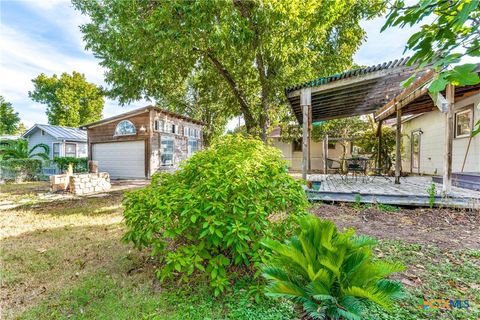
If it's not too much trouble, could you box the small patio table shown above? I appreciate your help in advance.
[341,156,370,182]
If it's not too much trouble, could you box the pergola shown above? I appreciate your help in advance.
[285,57,417,181]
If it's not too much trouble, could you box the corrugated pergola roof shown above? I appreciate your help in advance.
[286,57,419,124]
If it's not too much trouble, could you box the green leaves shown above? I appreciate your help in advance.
[382,0,480,93]
[262,215,405,319]
[0,96,22,135]
[122,135,308,295]
[29,71,104,127]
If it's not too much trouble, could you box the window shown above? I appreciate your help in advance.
[65,143,76,157]
[154,119,164,132]
[53,143,60,158]
[41,130,45,136]
[327,141,336,149]
[188,139,199,156]
[161,136,174,166]
[183,126,188,136]
[115,120,136,136]
[455,107,473,138]
[292,139,302,152]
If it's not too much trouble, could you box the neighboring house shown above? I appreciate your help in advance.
[269,127,352,171]
[22,124,88,175]
[81,106,204,179]
[400,92,479,175]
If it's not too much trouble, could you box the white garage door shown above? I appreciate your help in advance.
[92,141,145,179]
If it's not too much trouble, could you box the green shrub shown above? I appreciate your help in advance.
[53,157,88,173]
[0,159,43,181]
[262,215,405,320]
[122,135,308,295]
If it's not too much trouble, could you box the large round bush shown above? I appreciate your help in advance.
[123,135,308,294]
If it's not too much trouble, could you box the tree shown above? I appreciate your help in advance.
[311,117,369,160]
[29,71,104,127]
[0,96,23,135]
[0,139,50,161]
[382,0,480,93]
[72,0,384,141]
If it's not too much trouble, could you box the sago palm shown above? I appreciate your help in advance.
[262,215,405,320]
[0,139,50,160]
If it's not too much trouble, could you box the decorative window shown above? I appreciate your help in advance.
[115,120,136,136]
[455,107,473,138]
[65,143,76,157]
[161,136,174,166]
[188,139,199,156]
[154,119,164,132]
[53,143,61,158]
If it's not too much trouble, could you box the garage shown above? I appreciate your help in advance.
[92,141,145,179]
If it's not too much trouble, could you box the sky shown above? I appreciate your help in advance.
[1,0,420,129]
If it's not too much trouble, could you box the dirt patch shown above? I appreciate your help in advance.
[311,203,480,250]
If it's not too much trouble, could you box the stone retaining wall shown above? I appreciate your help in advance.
[69,173,111,195]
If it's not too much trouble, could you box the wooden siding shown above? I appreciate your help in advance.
[87,108,203,178]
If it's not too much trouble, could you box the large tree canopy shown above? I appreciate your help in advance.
[0,96,24,135]
[29,71,104,127]
[73,0,384,140]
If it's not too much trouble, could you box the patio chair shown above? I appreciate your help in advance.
[369,156,392,182]
[345,158,368,182]
[326,158,342,174]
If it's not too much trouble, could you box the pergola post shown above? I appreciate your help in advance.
[377,120,383,168]
[323,135,328,174]
[301,88,312,181]
[395,107,402,184]
[443,84,455,193]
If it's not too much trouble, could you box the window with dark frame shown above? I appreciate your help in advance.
[455,106,473,138]
[292,139,302,152]
[53,143,60,158]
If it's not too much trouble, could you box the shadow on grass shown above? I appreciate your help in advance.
[2,222,295,320]
[3,191,125,217]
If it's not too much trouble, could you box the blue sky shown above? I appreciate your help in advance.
[1,0,419,129]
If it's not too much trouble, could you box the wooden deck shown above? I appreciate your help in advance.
[296,174,480,209]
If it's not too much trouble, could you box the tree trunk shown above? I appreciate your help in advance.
[256,51,270,142]
[200,50,256,132]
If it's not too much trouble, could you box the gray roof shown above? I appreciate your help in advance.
[22,124,87,142]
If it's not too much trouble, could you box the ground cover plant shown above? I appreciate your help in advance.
[262,215,405,319]
[123,135,309,295]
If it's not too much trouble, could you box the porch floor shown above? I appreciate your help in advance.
[297,174,480,209]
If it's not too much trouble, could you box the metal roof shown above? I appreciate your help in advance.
[285,57,410,94]
[22,124,87,142]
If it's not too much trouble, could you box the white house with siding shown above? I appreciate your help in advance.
[400,92,479,175]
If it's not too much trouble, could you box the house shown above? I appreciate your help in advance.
[269,126,353,171]
[399,92,479,176]
[22,124,88,159]
[22,124,88,175]
[81,106,204,179]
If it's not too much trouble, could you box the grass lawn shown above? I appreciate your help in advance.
[1,182,479,319]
